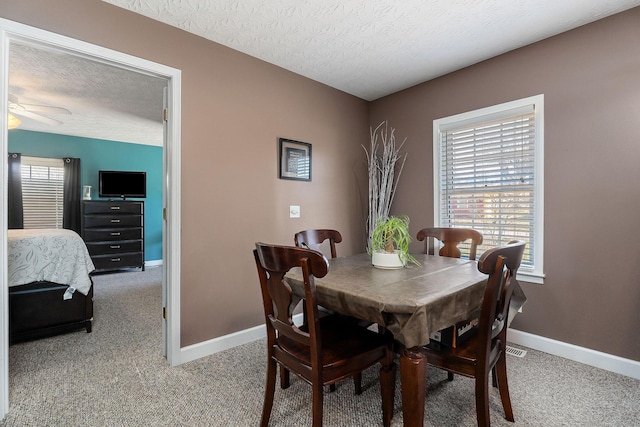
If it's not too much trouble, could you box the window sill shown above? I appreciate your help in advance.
[517,270,545,285]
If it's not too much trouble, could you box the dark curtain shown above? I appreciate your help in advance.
[63,157,81,233]
[7,153,24,229]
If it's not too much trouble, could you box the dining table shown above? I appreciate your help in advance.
[286,252,490,427]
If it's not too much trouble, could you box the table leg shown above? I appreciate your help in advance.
[400,346,426,427]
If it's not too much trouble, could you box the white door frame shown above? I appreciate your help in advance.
[0,18,182,419]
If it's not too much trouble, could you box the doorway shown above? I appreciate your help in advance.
[0,17,182,419]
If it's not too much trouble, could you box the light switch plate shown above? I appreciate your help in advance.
[289,205,300,218]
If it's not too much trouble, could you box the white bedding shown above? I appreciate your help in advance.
[8,228,95,296]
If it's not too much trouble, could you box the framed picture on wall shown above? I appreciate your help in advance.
[278,138,312,181]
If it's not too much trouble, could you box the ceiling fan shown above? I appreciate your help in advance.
[8,93,71,126]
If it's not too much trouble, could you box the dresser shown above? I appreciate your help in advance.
[81,200,144,272]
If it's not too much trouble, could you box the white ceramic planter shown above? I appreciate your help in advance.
[371,250,406,269]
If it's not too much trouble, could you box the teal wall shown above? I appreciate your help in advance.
[8,129,163,262]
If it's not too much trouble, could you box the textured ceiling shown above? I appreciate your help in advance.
[7,1,640,145]
[102,0,640,100]
[9,42,166,146]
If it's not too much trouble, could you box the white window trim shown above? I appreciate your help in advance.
[433,94,545,284]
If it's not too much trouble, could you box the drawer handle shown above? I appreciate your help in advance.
[110,219,121,223]
[110,206,121,210]
[110,232,121,236]
[110,245,121,249]
[110,258,121,262]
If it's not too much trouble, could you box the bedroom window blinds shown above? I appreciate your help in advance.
[20,156,64,229]
[433,95,544,284]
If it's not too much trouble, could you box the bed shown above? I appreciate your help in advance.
[8,228,95,344]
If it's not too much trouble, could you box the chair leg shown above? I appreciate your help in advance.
[379,349,396,427]
[280,366,290,389]
[491,366,498,387]
[475,372,491,427]
[353,372,363,395]
[329,372,362,394]
[311,381,324,427]
[447,371,454,381]
[261,358,277,427]
[495,354,514,422]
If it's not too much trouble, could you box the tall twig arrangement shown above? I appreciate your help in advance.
[363,121,408,252]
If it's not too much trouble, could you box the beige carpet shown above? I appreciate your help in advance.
[2,267,639,426]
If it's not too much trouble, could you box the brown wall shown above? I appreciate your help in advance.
[0,0,370,346]
[3,1,639,362]
[370,8,640,361]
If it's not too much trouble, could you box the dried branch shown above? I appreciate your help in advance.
[362,120,408,252]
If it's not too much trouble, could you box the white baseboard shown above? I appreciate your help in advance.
[177,314,303,365]
[176,322,640,380]
[144,259,163,268]
[508,329,640,380]
[179,324,266,365]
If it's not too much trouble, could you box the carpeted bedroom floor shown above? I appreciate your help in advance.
[2,267,639,426]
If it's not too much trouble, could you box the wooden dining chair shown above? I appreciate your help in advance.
[421,240,526,427]
[294,229,342,258]
[294,229,370,392]
[416,227,483,260]
[417,227,484,380]
[254,243,396,427]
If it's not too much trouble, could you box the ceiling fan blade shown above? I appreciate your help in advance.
[11,110,63,126]
[18,103,71,115]
[8,93,71,116]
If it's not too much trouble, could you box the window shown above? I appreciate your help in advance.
[20,156,65,229]
[433,95,544,284]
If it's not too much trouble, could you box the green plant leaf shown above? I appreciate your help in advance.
[370,215,419,266]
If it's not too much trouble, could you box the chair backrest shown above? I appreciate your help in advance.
[416,227,483,260]
[478,240,526,287]
[253,242,329,364]
[294,229,342,258]
[476,240,526,352]
[473,252,510,375]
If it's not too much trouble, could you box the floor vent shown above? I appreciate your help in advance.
[506,346,527,358]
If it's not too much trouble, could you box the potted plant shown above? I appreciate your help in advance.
[370,215,419,268]
[363,121,408,252]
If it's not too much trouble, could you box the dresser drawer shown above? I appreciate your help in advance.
[91,253,143,270]
[83,201,143,215]
[83,215,142,228]
[86,240,143,256]
[83,228,142,242]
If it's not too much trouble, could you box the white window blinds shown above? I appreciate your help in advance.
[20,156,64,229]
[434,95,544,282]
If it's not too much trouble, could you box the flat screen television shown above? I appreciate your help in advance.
[99,170,147,199]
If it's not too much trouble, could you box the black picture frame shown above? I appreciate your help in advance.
[278,138,312,181]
